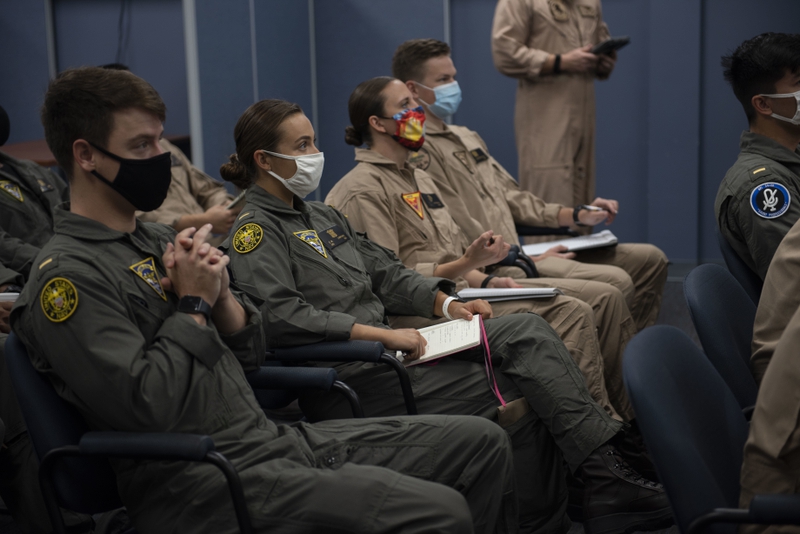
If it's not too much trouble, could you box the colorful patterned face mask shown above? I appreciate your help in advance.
[381,106,426,152]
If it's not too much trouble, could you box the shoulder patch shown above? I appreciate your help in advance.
[129,257,167,301]
[233,223,264,254]
[408,148,431,171]
[751,182,791,219]
[0,181,23,202]
[40,277,78,323]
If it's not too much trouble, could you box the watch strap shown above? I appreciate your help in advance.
[177,295,213,320]
[573,205,589,227]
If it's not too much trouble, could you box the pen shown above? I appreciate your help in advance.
[583,205,604,212]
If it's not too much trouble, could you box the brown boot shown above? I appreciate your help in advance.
[579,443,673,534]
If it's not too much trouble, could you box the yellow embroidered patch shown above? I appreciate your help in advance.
[233,223,264,254]
[129,257,167,301]
[402,191,425,220]
[40,277,78,323]
[753,167,767,175]
[293,230,328,258]
[0,181,23,202]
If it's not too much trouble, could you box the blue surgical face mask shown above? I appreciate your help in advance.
[418,81,462,120]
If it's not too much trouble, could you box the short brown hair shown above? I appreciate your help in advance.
[392,39,451,82]
[220,99,304,189]
[41,67,166,176]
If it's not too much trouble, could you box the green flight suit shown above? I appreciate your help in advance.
[0,151,67,279]
[11,207,516,534]
[715,131,800,279]
[224,186,623,534]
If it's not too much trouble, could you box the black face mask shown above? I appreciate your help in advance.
[89,142,172,212]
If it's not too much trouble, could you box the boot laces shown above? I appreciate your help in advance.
[606,447,659,488]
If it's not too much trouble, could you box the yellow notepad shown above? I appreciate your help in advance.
[405,318,482,366]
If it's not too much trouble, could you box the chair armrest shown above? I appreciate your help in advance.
[79,432,214,462]
[750,494,800,524]
[515,225,577,237]
[246,366,337,391]
[270,340,385,363]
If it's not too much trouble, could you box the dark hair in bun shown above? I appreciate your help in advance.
[220,99,303,188]
[345,76,394,147]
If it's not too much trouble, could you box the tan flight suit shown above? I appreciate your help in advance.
[491,0,610,211]
[751,217,800,384]
[11,207,518,534]
[225,186,625,532]
[740,302,800,534]
[136,139,233,245]
[327,148,635,422]
[418,120,669,330]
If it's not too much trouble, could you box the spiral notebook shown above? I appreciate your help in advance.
[522,230,618,257]
[405,318,482,366]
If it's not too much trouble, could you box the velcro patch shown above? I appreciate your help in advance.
[751,182,791,219]
[129,257,167,301]
[293,230,327,258]
[233,223,264,254]
[402,191,425,219]
[0,181,23,202]
[319,224,350,250]
[40,277,78,323]
[421,193,445,209]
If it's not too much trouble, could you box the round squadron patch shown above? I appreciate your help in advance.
[750,182,791,219]
[408,148,431,170]
[233,223,264,254]
[40,277,78,323]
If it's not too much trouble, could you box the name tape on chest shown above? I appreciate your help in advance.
[578,5,596,17]
[453,151,474,174]
[469,148,489,163]
[408,148,431,171]
[233,223,264,254]
[750,182,791,219]
[421,192,445,209]
[0,181,23,202]
[319,224,350,250]
[40,277,78,323]
[402,191,425,220]
[294,229,328,258]
[129,257,167,301]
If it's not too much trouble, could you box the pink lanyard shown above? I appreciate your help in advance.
[479,316,506,407]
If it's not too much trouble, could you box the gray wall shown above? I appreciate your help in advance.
[3,0,800,264]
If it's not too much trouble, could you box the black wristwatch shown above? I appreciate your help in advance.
[573,205,590,227]
[3,285,22,294]
[177,295,213,321]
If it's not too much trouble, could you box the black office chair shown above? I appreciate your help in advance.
[716,229,763,305]
[683,264,758,412]
[4,332,363,534]
[623,325,800,534]
[269,340,418,415]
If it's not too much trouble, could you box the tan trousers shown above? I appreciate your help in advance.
[391,280,635,423]
[739,305,800,534]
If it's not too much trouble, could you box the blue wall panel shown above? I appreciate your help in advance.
[54,0,189,138]
[195,0,254,178]
[0,2,51,143]
[698,0,800,261]
[313,0,445,196]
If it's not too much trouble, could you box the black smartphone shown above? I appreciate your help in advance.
[591,36,630,56]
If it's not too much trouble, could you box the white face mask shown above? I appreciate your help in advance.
[262,150,324,198]
[760,89,800,126]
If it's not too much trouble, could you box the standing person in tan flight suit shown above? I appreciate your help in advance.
[327,77,647,436]
[393,38,668,331]
[491,0,616,216]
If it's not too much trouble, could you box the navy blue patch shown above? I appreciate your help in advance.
[751,182,791,219]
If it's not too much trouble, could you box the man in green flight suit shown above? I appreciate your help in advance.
[10,66,517,534]
[716,32,800,279]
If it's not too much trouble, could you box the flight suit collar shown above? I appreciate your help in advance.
[740,130,800,173]
[246,184,311,216]
[424,118,449,136]
[53,205,154,245]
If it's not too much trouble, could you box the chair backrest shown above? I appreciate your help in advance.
[716,229,763,305]
[684,264,759,410]
[4,332,123,513]
[623,326,750,534]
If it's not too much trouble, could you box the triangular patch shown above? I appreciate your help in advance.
[293,230,328,258]
[0,181,23,202]
[402,191,424,219]
[37,178,55,192]
[129,257,167,301]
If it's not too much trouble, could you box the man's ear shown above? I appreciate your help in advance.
[751,94,774,118]
[406,80,420,99]
[253,150,272,172]
[73,139,96,174]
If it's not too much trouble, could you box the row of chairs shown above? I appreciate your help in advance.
[622,233,798,532]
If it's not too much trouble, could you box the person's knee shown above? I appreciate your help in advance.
[430,486,474,533]
[636,244,669,274]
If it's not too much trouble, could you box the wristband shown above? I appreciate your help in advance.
[481,275,496,288]
[442,296,458,321]
[573,205,589,227]
[553,54,562,74]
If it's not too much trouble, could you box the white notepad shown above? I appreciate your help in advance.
[457,287,562,302]
[405,318,482,366]
[0,293,19,303]
[522,230,618,257]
